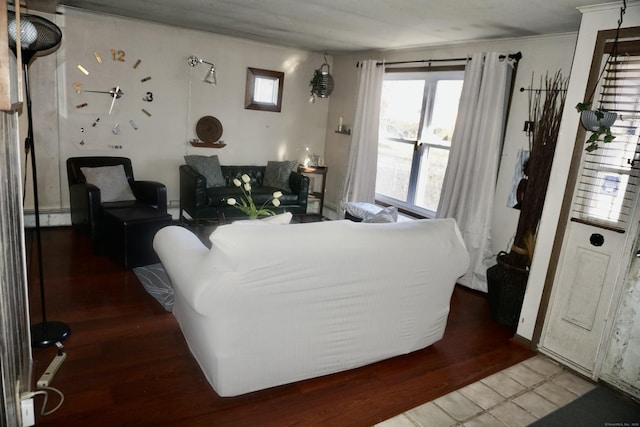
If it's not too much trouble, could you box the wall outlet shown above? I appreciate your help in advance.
[21,397,35,427]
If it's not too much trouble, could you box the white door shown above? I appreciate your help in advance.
[539,221,634,376]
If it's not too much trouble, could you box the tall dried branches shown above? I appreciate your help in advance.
[508,71,568,269]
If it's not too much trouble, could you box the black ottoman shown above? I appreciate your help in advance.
[104,206,173,268]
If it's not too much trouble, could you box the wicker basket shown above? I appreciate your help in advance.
[487,252,528,328]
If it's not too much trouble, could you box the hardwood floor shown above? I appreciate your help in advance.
[26,227,534,426]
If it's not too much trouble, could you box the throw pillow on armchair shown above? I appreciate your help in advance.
[80,164,136,202]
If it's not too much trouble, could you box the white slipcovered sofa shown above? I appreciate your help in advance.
[153,217,469,397]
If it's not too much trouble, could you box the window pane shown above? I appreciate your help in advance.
[416,147,450,212]
[253,76,279,104]
[379,80,424,140]
[376,139,413,201]
[423,80,463,146]
[585,172,630,223]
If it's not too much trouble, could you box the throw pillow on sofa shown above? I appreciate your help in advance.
[263,160,297,192]
[80,164,136,202]
[362,206,398,223]
[184,155,226,187]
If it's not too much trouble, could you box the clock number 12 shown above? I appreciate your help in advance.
[111,49,125,62]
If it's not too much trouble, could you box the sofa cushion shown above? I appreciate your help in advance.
[263,160,297,192]
[185,155,225,187]
[80,165,136,202]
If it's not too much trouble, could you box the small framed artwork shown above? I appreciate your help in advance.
[509,149,529,210]
[244,67,284,112]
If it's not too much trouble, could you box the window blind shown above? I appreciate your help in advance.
[571,36,640,232]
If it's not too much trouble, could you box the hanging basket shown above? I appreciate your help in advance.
[580,109,617,132]
[310,63,335,98]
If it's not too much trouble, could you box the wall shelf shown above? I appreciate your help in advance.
[189,141,226,148]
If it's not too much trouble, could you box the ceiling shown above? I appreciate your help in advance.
[27,0,614,54]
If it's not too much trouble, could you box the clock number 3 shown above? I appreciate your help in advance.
[143,92,153,102]
[111,49,125,62]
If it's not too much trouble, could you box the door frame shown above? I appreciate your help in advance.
[531,27,640,378]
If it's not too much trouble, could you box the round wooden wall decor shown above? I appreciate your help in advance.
[196,116,223,143]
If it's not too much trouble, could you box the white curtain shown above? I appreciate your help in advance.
[437,52,515,292]
[342,59,384,205]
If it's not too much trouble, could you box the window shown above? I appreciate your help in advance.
[244,68,284,112]
[376,68,464,217]
[571,30,640,232]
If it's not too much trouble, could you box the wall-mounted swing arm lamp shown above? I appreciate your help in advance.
[188,55,217,85]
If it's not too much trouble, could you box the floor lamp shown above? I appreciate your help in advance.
[8,11,70,348]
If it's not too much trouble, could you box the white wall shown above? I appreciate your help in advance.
[324,33,578,258]
[22,7,329,218]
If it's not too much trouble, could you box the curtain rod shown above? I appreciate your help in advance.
[378,57,468,66]
[356,51,522,67]
[520,87,567,93]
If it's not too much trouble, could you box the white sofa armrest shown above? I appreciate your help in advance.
[153,226,209,307]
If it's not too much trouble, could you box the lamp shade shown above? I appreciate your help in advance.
[7,11,62,62]
[204,66,216,85]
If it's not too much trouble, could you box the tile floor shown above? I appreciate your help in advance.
[375,355,597,427]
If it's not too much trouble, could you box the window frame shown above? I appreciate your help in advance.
[375,65,465,218]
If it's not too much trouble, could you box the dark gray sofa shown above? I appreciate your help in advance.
[179,164,309,223]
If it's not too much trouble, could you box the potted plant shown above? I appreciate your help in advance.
[575,102,617,152]
[226,174,283,220]
[309,62,334,102]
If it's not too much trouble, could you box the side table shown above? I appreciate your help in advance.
[298,165,327,218]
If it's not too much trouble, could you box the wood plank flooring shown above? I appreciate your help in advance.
[26,226,534,426]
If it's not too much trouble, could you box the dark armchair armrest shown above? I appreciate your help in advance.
[131,180,167,211]
[69,182,103,248]
[289,171,309,209]
[180,165,209,219]
[69,182,101,228]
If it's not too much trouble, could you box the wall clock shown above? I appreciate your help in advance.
[72,48,155,139]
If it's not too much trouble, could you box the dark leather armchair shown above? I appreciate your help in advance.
[67,156,167,251]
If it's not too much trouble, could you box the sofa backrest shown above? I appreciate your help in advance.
[192,218,469,313]
[220,166,266,186]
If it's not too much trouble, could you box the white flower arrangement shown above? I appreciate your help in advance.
[226,174,283,219]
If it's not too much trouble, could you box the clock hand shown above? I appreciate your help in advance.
[108,86,120,115]
[85,88,124,97]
